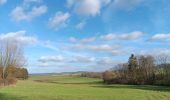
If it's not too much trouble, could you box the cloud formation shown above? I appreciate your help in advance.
[139,48,170,56]
[67,0,111,17]
[0,31,38,45]
[73,56,96,63]
[100,31,143,41]
[69,31,143,44]
[69,37,96,43]
[48,12,70,30]
[150,33,170,42]
[75,21,86,30]
[10,1,47,21]
[97,57,117,66]
[38,55,65,63]
[72,44,114,51]
[69,44,124,56]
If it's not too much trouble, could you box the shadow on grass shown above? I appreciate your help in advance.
[34,79,102,85]
[92,84,170,92]
[0,93,26,100]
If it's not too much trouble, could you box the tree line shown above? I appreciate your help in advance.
[0,42,28,86]
[81,72,102,78]
[103,54,170,86]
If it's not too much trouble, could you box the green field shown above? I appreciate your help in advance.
[0,75,170,100]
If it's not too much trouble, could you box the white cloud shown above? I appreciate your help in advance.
[0,0,7,5]
[101,31,143,41]
[119,31,143,40]
[72,56,96,63]
[73,44,112,51]
[100,33,116,41]
[97,57,117,66]
[10,5,47,21]
[66,42,127,56]
[67,0,111,17]
[69,37,96,43]
[75,21,86,30]
[71,44,121,53]
[156,49,170,56]
[95,57,124,71]
[139,48,170,56]
[37,62,64,67]
[38,55,65,63]
[48,12,70,30]
[69,31,143,45]
[111,50,123,56]
[150,33,170,42]
[10,0,47,22]
[0,31,62,50]
[0,31,38,45]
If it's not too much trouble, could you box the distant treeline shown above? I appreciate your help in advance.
[0,42,28,86]
[81,72,102,78]
[80,54,170,86]
[102,54,170,86]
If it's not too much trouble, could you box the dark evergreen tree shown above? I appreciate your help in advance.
[128,54,138,71]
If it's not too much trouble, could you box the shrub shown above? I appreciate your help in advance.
[102,71,116,84]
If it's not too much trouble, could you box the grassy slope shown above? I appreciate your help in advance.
[0,75,170,100]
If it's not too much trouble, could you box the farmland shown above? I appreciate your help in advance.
[0,75,170,100]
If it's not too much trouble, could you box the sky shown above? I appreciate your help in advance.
[0,0,170,73]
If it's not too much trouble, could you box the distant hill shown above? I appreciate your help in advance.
[29,71,88,76]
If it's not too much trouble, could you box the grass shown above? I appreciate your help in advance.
[0,75,170,100]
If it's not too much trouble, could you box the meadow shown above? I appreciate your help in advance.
[0,75,170,100]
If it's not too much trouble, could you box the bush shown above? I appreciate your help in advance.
[0,77,17,86]
[102,71,116,84]
[7,77,17,85]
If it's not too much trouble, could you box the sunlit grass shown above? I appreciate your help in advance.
[0,75,170,100]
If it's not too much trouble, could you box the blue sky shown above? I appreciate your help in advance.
[0,0,170,73]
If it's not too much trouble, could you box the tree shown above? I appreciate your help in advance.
[127,54,138,84]
[102,71,116,84]
[0,41,26,85]
[155,55,170,85]
[156,55,170,77]
[137,55,155,84]
[128,54,138,71]
[102,54,170,86]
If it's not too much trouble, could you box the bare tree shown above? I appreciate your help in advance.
[0,41,26,85]
[137,55,155,84]
[155,55,170,80]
